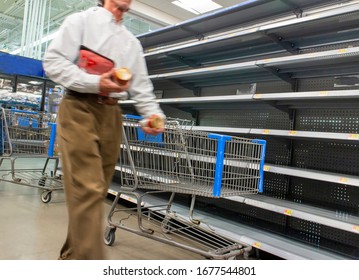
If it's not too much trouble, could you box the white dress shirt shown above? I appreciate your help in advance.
[43,6,164,118]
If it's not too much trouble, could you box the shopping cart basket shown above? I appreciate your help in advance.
[105,114,266,259]
[0,108,62,203]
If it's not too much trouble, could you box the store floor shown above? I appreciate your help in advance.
[0,181,206,260]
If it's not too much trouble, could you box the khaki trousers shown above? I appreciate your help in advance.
[56,95,122,260]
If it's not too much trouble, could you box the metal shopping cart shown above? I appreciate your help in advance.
[105,115,266,259]
[0,108,62,203]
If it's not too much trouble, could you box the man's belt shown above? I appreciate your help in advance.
[66,90,119,106]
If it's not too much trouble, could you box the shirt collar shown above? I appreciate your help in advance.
[96,6,123,25]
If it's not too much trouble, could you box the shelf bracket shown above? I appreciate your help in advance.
[293,8,303,18]
[278,0,303,18]
[178,26,205,40]
[12,75,17,93]
[193,87,201,97]
[167,53,201,68]
[258,65,296,89]
[263,100,291,115]
[170,79,201,96]
[263,32,298,54]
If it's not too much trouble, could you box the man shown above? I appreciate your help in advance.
[43,0,165,260]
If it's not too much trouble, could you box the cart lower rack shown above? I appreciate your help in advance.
[0,108,62,203]
[105,115,266,259]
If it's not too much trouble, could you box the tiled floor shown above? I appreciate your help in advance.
[0,181,205,260]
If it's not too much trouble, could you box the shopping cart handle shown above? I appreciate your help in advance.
[208,133,232,141]
[252,139,267,193]
[48,123,57,157]
[208,133,232,197]
[123,114,143,120]
[11,109,38,115]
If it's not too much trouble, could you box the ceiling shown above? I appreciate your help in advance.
[0,0,245,57]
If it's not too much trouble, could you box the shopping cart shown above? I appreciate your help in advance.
[105,115,266,259]
[0,108,62,203]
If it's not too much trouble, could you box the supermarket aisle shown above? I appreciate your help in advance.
[0,182,205,260]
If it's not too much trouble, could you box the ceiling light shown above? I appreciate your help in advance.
[28,81,42,85]
[10,31,59,55]
[172,0,222,15]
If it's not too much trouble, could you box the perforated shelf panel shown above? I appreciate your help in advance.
[198,109,292,130]
[293,140,359,176]
[296,108,359,133]
[196,196,287,229]
[287,217,359,258]
[298,77,359,91]
[263,173,290,200]
[196,195,359,258]
[290,177,359,214]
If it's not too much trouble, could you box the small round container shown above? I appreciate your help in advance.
[148,115,164,129]
[114,67,132,85]
[140,115,164,129]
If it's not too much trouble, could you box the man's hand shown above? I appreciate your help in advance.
[140,114,166,135]
[99,69,130,95]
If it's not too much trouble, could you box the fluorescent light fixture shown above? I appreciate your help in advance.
[10,30,59,55]
[172,1,199,14]
[28,81,43,85]
[172,0,222,15]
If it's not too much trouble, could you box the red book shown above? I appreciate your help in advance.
[77,45,114,74]
[77,46,114,96]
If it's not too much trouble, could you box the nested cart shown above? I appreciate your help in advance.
[105,115,266,259]
[0,108,62,203]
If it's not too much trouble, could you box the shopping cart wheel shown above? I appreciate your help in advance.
[41,191,52,203]
[104,226,116,246]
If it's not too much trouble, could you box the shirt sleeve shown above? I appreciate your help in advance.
[42,13,100,93]
[128,41,165,119]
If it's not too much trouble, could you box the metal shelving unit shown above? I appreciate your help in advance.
[145,2,359,55]
[121,89,359,105]
[138,0,345,49]
[107,184,351,260]
[264,164,359,187]
[116,0,359,259]
[229,194,359,235]
[146,47,359,88]
[144,1,359,74]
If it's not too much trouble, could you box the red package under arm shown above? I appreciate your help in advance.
[77,46,114,74]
